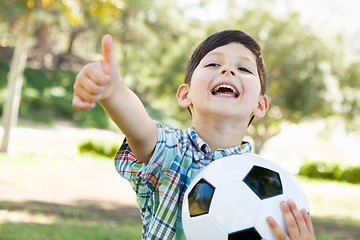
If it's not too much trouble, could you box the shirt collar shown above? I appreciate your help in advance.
[186,127,207,150]
[186,127,252,161]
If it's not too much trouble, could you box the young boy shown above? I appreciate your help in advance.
[73,30,315,240]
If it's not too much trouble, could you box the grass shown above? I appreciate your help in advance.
[1,202,360,240]
[296,176,360,240]
[0,152,142,240]
[1,152,360,239]
[313,217,360,240]
[0,200,142,240]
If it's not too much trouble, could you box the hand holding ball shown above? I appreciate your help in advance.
[182,154,310,240]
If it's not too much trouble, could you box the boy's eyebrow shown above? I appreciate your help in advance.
[205,52,255,64]
[205,52,224,58]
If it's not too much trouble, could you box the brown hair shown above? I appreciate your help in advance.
[185,30,267,95]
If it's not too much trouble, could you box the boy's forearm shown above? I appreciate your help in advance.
[99,81,157,163]
[99,81,150,137]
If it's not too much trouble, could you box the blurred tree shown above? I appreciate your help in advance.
[246,10,335,152]
[152,1,360,153]
[216,2,359,152]
[83,0,196,125]
[0,0,88,154]
[0,0,195,154]
[1,0,358,155]
[0,1,34,154]
[336,59,360,130]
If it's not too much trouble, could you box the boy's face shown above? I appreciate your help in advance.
[177,43,268,122]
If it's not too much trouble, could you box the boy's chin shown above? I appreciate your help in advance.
[202,107,251,120]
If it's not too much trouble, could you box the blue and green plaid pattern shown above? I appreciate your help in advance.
[115,122,252,239]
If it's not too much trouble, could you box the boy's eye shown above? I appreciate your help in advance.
[238,67,252,74]
[205,63,220,67]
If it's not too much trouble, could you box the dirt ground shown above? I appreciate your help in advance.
[0,157,137,208]
[0,123,138,209]
[1,121,359,209]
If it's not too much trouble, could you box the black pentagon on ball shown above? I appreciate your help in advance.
[228,227,262,240]
[243,165,283,199]
[188,178,215,217]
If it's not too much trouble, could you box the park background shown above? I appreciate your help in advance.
[0,0,359,239]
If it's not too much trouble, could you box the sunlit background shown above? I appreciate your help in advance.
[0,0,359,239]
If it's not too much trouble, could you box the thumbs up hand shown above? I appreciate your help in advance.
[72,34,157,163]
[73,34,120,110]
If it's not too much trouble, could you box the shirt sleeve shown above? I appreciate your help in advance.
[114,122,182,196]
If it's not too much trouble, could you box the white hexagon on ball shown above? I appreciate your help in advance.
[182,153,310,240]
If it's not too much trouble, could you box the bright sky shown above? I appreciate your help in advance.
[277,0,360,35]
[179,0,360,36]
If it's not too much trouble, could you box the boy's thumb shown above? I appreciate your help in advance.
[101,34,116,75]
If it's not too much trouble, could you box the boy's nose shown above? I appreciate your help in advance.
[220,68,236,77]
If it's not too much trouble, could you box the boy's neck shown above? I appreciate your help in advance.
[192,117,249,153]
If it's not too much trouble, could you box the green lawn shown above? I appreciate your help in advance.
[1,152,359,239]
[0,200,142,240]
[297,176,360,240]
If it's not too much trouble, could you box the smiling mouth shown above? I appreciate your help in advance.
[211,84,240,98]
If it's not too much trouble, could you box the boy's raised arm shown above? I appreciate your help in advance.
[73,34,157,164]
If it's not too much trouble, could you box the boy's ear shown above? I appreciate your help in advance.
[177,84,192,108]
[253,95,269,118]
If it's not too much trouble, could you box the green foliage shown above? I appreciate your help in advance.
[339,166,360,184]
[22,67,99,125]
[73,104,110,128]
[1,0,360,153]
[0,58,9,114]
[0,1,26,23]
[78,139,119,158]
[299,160,360,184]
[0,59,110,128]
[0,58,9,88]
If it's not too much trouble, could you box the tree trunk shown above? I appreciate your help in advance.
[0,13,32,155]
[34,23,51,69]
[67,29,79,54]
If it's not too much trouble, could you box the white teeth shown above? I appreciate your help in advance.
[212,84,239,96]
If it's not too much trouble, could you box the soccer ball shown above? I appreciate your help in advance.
[182,153,310,240]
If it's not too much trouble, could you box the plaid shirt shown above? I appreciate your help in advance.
[115,122,252,240]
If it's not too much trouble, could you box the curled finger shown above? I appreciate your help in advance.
[72,95,95,110]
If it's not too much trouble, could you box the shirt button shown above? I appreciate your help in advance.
[213,151,223,159]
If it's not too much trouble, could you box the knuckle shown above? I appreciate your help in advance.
[294,213,303,221]
[84,62,96,70]
[73,83,82,94]
[279,233,288,240]
[84,94,96,103]
[102,74,111,83]
[87,85,99,95]
[88,97,97,103]
[75,73,83,85]
[92,85,106,96]
[287,219,297,228]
